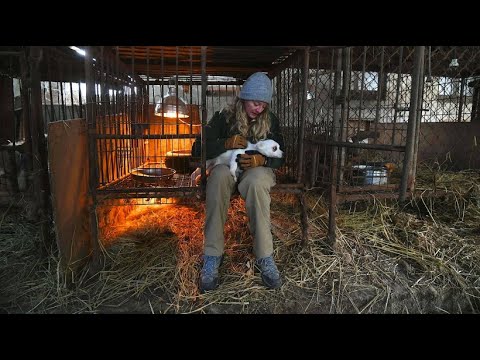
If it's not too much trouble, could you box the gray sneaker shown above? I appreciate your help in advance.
[256,256,282,289]
[199,255,223,293]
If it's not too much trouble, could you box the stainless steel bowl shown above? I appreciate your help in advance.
[131,163,176,183]
[165,149,192,157]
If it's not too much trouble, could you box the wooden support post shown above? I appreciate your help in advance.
[28,46,53,255]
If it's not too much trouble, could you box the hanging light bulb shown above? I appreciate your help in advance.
[449,47,459,68]
[426,46,433,83]
[154,78,189,119]
[449,58,459,68]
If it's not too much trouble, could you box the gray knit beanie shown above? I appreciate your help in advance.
[239,72,272,103]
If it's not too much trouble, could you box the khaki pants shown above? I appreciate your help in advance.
[204,164,276,259]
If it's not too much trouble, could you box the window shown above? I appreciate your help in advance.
[438,76,474,101]
[349,71,387,100]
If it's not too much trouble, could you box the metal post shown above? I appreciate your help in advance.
[298,47,310,245]
[328,48,343,245]
[200,46,208,196]
[297,47,309,184]
[399,46,425,202]
[411,52,425,191]
[28,46,52,254]
[85,46,102,273]
[338,47,351,185]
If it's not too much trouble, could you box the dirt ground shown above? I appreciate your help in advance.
[1,186,479,314]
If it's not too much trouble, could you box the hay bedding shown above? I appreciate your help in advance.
[1,167,479,313]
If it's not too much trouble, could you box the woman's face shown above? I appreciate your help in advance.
[243,100,268,120]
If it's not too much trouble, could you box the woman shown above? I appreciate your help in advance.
[198,72,285,293]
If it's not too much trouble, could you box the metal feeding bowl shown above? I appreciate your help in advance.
[166,149,192,157]
[131,163,176,184]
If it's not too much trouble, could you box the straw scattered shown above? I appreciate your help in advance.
[1,165,479,313]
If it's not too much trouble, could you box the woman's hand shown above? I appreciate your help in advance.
[237,153,266,170]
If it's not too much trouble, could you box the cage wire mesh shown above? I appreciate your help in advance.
[84,47,248,205]
[273,51,306,183]
[295,47,434,198]
[338,46,414,190]
[420,46,480,170]
[8,46,479,207]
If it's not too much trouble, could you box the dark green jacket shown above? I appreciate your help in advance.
[193,109,285,169]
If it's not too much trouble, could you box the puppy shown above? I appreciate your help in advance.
[190,139,283,185]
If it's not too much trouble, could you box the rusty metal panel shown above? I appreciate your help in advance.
[48,119,91,273]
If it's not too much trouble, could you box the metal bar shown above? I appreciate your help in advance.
[208,78,214,122]
[97,189,200,197]
[57,80,62,119]
[190,47,193,135]
[311,50,319,134]
[281,71,287,174]
[176,46,180,135]
[200,46,208,194]
[144,80,244,86]
[47,67,56,122]
[308,140,406,152]
[161,47,165,135]
[59,65,66,120]
[97,47,106,186]
[93,133,204,140]
[121,50,128,178]
[146,46,150,125]
[373,46,385,143]
[357,47,367,131]
[105,55,114,185]
[392,46,403,145]
[297,47,309,184]
[130,46,136,173]
[309,50,320,188]
[328,49,343,245]
[98,184,305,196]
[399,46,424,202]
[217,80,220,127]
[115,47,124,179]
[100,47,106,119]
[287,66,293,178]
[411,54,425,193]
[457,77,466,122]
[78,78,83,118]
[338,184,399,193]
[69,68,75,119]
[338,47,351,185]
[84,46,102,272]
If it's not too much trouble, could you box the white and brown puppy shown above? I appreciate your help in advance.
[190,139,283,185]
